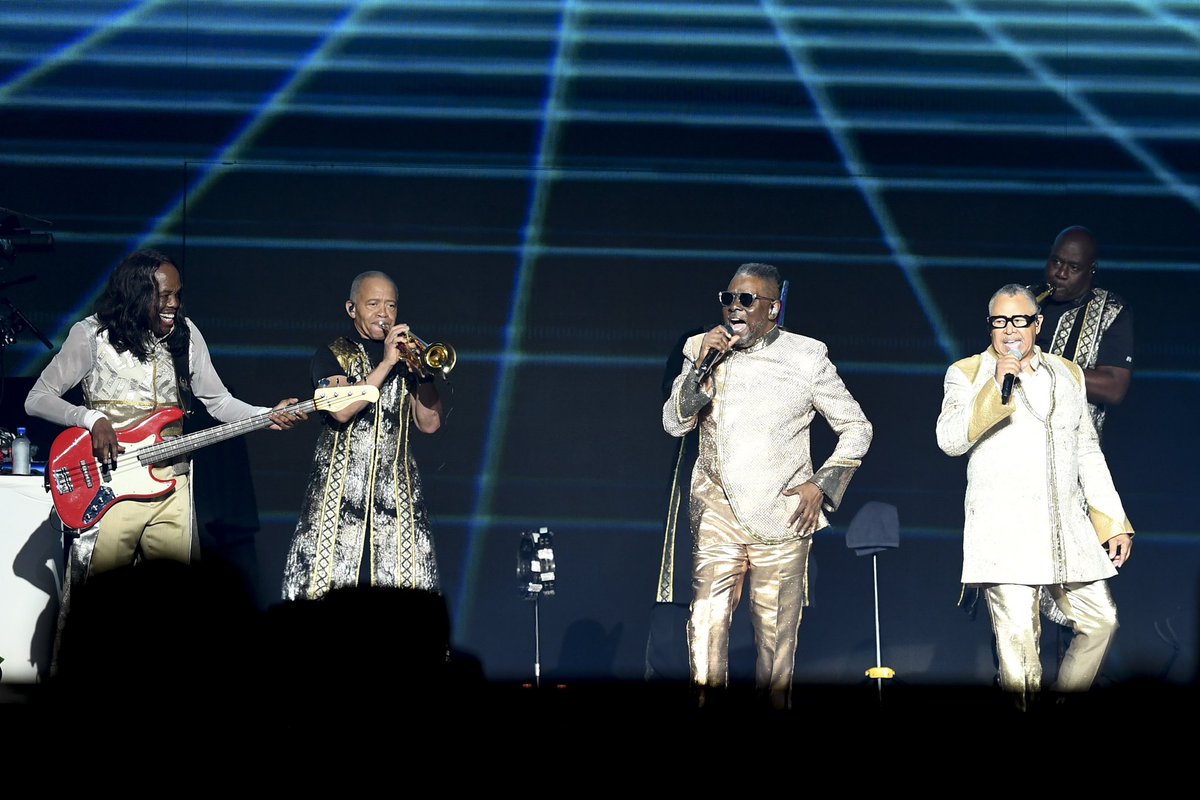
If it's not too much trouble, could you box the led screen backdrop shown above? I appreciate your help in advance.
[2,1,1197,686]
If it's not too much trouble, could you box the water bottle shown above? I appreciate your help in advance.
[12,426,31,475]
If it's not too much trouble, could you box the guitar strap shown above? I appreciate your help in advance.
[171,342,193,422]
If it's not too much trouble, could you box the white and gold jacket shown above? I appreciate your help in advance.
[663,327,872,544]
[936,346,1133,585]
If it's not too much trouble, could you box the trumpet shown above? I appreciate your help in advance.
[383,322,457,377]
[1028,282,1056,304]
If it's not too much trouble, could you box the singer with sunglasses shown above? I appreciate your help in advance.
[662,262,873,710]
[936,283,1133,710]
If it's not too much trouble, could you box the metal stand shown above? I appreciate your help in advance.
[846,501,900,704]
[864,554,895,700]
[532,594,542,688]
[1,295,54,353]
[518,526,556,689]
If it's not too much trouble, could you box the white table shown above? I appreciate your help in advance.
[0,474,64,683]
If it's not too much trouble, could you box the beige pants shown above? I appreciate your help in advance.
[89,471,193,576]
[984,580,1118,700]
[688,481,811,709]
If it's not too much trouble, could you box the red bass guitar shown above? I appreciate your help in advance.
[45,385,379,530]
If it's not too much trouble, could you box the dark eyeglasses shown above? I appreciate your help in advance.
[987,314,1039,329]
[718,291,776,308]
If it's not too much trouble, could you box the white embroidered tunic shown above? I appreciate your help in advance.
[936,346,1133,585]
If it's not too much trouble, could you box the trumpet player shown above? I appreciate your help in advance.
[282,270,444,600]
[1035,226,1133,442]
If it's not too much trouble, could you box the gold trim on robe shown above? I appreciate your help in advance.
[282,337,439,600]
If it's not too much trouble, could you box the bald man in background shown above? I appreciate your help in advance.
[1036,226,1133,442]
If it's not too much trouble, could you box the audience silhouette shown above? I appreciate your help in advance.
[48,559,485,721]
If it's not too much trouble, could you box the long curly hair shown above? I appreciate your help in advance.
[94,249,190,362]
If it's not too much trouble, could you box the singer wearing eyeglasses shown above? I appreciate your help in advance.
[662,262,872,710]
[935,283,1133,709]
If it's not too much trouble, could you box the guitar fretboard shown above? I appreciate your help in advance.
[137,398,319,465]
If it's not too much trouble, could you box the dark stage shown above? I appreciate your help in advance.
[1,1,1197,715]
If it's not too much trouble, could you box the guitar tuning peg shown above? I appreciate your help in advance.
[317,378,330,388]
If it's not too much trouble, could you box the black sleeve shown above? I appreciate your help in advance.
[1096,306,1134,370]
[309,346,344,387]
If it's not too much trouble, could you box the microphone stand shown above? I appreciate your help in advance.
[518,527,556,689]
[1,296,55,351]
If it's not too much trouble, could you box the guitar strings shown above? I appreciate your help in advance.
[50,398,320,483]
[51,387,371,484]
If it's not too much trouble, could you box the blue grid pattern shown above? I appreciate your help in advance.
[1,1,1196,658]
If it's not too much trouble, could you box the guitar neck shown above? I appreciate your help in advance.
[139,398,317,464]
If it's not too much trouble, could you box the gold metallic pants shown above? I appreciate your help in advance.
[688,492,811,709]
[984,581,1118,699]
[90,471,193,576]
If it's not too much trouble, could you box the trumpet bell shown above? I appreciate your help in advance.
[422,342,457,375]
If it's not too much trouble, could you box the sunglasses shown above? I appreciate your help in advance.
[718,291,776,308]
[987,314,1039,329]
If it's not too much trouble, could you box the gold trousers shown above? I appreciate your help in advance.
[984,580,1118,698]
[688,491,811,708]
[90,471,193,576]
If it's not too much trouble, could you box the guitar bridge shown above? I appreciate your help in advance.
[52,467,74,495]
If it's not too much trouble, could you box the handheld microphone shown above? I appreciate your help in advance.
[1001,344,1022,404]
[695,323,735,382]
